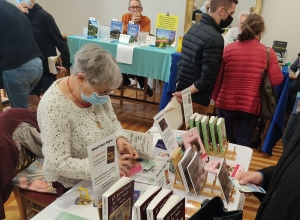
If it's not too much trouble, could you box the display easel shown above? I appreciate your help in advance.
[200,172,235,203]
[207,142,237,161]
[171,147,185,191]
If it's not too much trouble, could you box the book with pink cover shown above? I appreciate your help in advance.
[204,160,244,177]
[181,127,208,163]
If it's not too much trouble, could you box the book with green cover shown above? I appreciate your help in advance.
[194,114,203,145]
[201,115,211,153]
[216,118,226,156]
[209,116,219,154]
[189,113,198,130]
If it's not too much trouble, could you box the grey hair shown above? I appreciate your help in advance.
[72,43,122,90]
[204,1,210,6]
[128,0,142,7]
[239,10,251,20]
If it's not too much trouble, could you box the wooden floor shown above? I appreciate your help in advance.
[2,89,283,220]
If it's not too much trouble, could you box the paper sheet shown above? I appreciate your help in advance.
[116,44,134,64]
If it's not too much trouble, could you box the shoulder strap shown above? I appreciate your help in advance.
[266,47,270,70]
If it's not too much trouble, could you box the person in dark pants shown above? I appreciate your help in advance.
[17,0,71,110]
[212,14,283,147]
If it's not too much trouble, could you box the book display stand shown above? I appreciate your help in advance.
[207,142,237,161]
[200,172,235,203]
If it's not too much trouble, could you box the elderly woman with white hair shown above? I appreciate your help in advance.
[200,1,210,13]
[37,43,138,196]
[223,10,251,46]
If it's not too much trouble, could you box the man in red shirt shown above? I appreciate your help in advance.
[121,0,153,97]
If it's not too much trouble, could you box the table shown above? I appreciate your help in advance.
[32,133,252,220]
[261,66,289,155]
[67,36,176,83]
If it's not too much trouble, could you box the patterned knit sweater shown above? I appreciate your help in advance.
[37,79,127,188]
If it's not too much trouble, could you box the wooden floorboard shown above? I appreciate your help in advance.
[2,90,283,220]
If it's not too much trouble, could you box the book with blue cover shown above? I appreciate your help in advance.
[110,21,123,39]
[127,23,140,43]
[87,18,99,39]
[292,92,300,114]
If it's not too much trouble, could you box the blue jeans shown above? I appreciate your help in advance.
[282,113,299,150]
[2,58,43,108]
[218,108,258,147]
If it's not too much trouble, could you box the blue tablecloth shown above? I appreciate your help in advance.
[262,66,290,155]
[67,35,176,82]
[159,52,181,110]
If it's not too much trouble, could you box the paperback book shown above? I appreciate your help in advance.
[217,158,233,204]
[209,116,219,154]
[178,147,195,193]
[102,177,134,220]
[216,117,226,156]
[87,18,99,39]
[201,115,212,153]
[204,160,244,177]
[110,20,123,39]
[156,197,185,220]
[128,23,140,43]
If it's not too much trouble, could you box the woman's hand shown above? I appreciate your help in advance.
[172,91,183,103]
[234,172,264,196]
[116,137,139,159]
[17,2,31,14]
[118,154,134,177]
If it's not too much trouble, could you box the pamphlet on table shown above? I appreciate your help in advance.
[182,88,193,129]
[87,17,99,39]
[229,176,266,194]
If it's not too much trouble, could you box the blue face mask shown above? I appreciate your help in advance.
[80,80,109,105]
[16,0,31,5]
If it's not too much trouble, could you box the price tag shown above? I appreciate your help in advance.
[146,36,156,46]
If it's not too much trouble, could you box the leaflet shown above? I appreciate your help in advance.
[228,176,266,194]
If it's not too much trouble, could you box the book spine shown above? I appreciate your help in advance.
[135,206,140,220]
[102,196,108,220]
[146,210,153,220]
[201,121,210,153]
[216,124,225,156]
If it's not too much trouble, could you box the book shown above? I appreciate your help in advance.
[134,185,161,220]
[87,18,99,39]
[209,116,219,154]
[186,151,206,196]
[178,147,195,193]
[185,199,201,220]
[204,160,244,177]
[155,28,169,49]
[110,20,123,39]
[195,114,204,144]
[292,92,300,114]
[164,97,183,130]
[102,177,134,220]
[48,55,61,75]
[217,158,233,204]
[189,113,198,129]
[229,176,266,194]
[216,118,227,156]
[181,127,208,163]
[128,23,140,43]
[201,115,212,153]
[87,134,120,205]
[182,88,193,130]
[146,188,173,220]
[156,196,185,220]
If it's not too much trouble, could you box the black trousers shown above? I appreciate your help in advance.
[122,74,146,88]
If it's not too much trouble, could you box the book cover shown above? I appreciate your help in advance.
[102,178,134,220]
[146,189,173,220]
[134,186,161,220]
[216,118,226,156]
[167,30,176,46]
[185,199,201,220]
[128,23,140,43]
[87,134,120,205]
[155,28,169,48]
[181,127,208,163]
[201,115,212,153]
[110,21,123,39]
[153,160,173,191]
[186,151,206,196]
[157,197,185,220]
[178,147,195,193]
[209,116,219,154]
[292,92,300,114]
[217,158,233,204]
[87,19,99,39]
[204,160,244,177]
[195,114,204,146]
[189,113,198,129]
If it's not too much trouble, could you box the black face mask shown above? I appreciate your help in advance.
[219,10,233,28]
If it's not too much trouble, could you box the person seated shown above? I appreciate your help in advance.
[37,43,139,196]
[192,9,202,22]
[223,10,250,47]
[200,1,210,14]
[122,0,153,97]
[235,119,300,219]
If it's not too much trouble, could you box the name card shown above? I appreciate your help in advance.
[146,36,156,46]
[119,34,130,44]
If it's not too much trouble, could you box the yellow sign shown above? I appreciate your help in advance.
[156,13,179,31]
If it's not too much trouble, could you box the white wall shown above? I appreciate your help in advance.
[30,0,186,39]
[261,0,300,62]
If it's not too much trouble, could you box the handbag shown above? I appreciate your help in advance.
[189,196,243,220]
[260,47,277,119]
